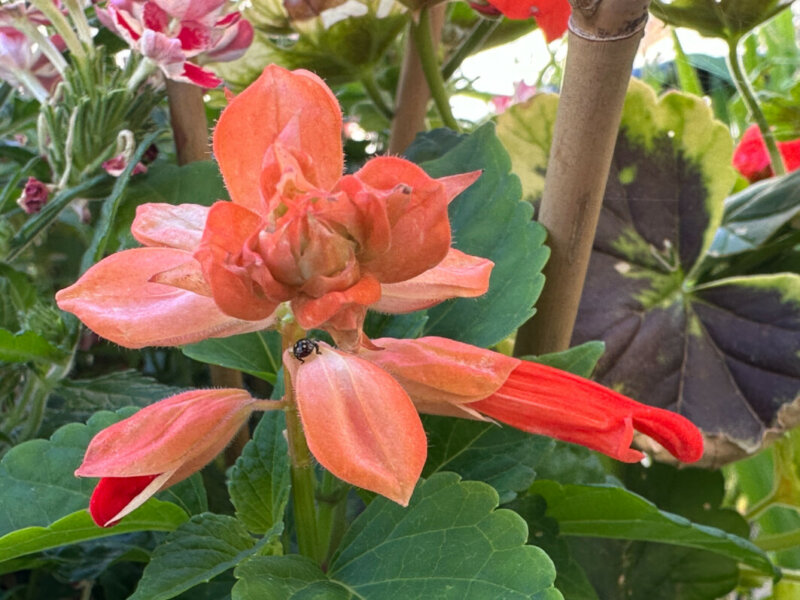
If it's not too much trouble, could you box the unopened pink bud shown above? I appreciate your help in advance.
[17,177,50,214]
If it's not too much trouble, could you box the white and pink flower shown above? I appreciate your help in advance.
[95,0,253,87]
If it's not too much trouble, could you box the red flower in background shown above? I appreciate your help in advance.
[471,0,570,42]
[733,124,800,183]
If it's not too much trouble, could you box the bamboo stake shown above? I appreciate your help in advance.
[514,0,650,357]
[388,5,446,154]
[165,80,211,163]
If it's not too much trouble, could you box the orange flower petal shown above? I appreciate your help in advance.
[354,157,453,283]
[131,203,210,251]
[373,248,494,313]
[286,344,427,505]
[195,201,285,320]
[213,64,343,214]
[76,389,257,478]
[469,360,704,463]
[362,336,518,406]
[78,389,258,527]
[291,274,381,331]
[55,248,275,348]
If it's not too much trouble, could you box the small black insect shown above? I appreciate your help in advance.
[292,338,321,363]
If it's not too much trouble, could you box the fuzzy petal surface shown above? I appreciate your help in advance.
[469,360,704,463]
[195,201,284,320]
[362,336,517,406]
[354,157,454,283]
[76,388,256,479]
[131,202,210,251]
[286,343,427,505]
[55,247,274,348]
[373,248,494,313]
[213,64,343,213]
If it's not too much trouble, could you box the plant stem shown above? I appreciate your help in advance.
[282,332,324,563]
[317,469,349,567]
[744,490,777,522]
[361,71,394,121]
[441,17,501,82]
[28,0,86,64]
[726,37,785,176]
[410,6,459,131]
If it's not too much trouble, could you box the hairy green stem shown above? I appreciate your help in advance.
[361,71,394,121]
[317,469,349,567]
[441,17,501,82]
[28,0,86,63]
[727,37,785,176]
[410,6,459,131]
[282,332,324,563]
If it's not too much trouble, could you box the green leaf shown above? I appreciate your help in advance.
[495,92,558,204]
[529,341,606,379]
[710,168,800,256]
[531,480,778,577]
[44,370,184,433]
[129,514,279,600]
[422,416,553,503]
[233,473,562,599]
[650,0,793,40]
[233,555,351,599]
[228,411,290,535]
[0,328,67,362]
[502,79,800,458]
[182,330,282,384]
[0,501,187,563]
[418,123,549,347]
[216,8,407,89]
[567,536,739,600]
[0,263,36,312]
[0,409,137,537]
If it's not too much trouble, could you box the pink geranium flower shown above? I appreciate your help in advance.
[58,65,704,521]
[95,0,253,87]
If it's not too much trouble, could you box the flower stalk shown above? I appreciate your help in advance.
[282,330,325,563]
[410,6,459,131]
[726,37,785,176]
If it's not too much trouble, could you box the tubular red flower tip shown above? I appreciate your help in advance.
[469,361,704,464]
[363,337,704,465]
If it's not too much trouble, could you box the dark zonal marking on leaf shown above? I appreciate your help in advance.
[572,86,800,456]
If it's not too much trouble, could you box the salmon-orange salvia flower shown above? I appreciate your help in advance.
[58,64,704,524]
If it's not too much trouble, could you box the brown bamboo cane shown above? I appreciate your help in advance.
[514,0,650,357]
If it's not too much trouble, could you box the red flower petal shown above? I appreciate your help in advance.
[88,474,160,527]
[469,360,704,463]
[485,0,570,41]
